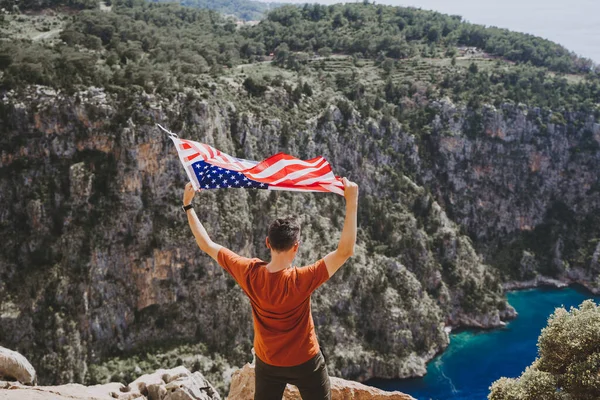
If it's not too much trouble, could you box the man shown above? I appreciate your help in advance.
[182,177,358,400]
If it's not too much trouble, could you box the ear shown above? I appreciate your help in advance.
[265,237,271,250]
[294,242,300,252]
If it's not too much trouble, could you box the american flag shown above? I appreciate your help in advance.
[160,125,344,195]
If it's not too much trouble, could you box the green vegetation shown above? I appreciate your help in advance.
[489,300,600,400]
[248,3,596,74]
[1,1,598,110]
[149,0,284,21]
[0,0,97,11]
[87,342,233,394]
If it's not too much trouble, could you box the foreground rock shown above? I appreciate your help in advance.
[227,363,415,400]
[0,346,36,385]
[120,365,220,400]
[0,381,124,399]
[0,366,220,400]
[0,363,413,400]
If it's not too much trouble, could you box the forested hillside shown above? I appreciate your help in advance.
[148,0,284,21]
[0,0,599,396]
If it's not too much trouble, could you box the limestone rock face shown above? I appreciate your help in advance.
[118,366,220,400]
[426,99,600,288]
[0,381,123,399]
[0,366,219,400]
[1,83,598,389]
[0,346,36,385]
[227,363,415,400]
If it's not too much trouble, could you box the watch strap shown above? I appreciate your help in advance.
[182,204,193,212]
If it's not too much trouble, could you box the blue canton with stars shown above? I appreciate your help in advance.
[192,160,267,190]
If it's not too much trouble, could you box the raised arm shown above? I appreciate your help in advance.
[183,182,222,262]
[323,178,358,277]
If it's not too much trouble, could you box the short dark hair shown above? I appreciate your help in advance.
[268,216,301,252]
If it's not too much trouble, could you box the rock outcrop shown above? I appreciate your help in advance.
[227,363,415,400]
[0,363,413,400]
[0,346,37,385]
[1,365,220,400]
[121,365,220,400]
[0,381,124,400]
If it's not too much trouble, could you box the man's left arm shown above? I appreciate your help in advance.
[183,182,222,262]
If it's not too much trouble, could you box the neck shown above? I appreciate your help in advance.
[267,251,294,272]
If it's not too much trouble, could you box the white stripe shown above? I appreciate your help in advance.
[220,152,239,163]
[270,160,329,185]
[247,157,324,179]
[211,154,231,164]
[267,186,315,192]
[178,140,210,159]
[239,160,258,169]
[195,144,212,157]
[319,183,345,195]
[180,150,201,161]
[295,171,336,186]
[209,161,241,171]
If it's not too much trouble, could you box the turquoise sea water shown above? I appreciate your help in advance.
[367,287,600,400]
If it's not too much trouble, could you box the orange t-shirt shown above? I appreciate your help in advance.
[217,247,330,367]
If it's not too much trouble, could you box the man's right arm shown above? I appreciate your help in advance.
[324,178,358,277]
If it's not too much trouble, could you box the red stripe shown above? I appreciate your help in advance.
[240,161,332,186]
[245,153,295,174]
[268,159,331,186]
[202,144,215,158]
[246,153,324,178]
[181,140,210,162]
[270,182,331,192]
[180,143,192,150]
[186,153,201,161]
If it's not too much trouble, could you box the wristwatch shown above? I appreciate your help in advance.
[182,204,193,212]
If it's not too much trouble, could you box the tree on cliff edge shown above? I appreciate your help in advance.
[489,300,600,400]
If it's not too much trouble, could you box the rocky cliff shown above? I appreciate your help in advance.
[0,84,516,391]
[422,100,600,289]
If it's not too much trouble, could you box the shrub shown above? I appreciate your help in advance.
[489,300,600,400]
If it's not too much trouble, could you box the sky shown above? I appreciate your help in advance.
[261,0,600,64]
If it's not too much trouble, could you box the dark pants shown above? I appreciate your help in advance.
[254,351,331,400]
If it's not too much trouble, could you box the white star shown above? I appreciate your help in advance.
[243,177,248,181]
[205,184,209,188]
[218,174,223,178]
[223,179,228,184]
[226,170,231,174]
[261,183,266,187]
[195,164,201,169]
[227,185,231,188]
[217,167,222,171]
[204,165,209,169]
[234,180,239,185]
[212,179,216,183]
[216,184,220,188]
[246,181,252,186]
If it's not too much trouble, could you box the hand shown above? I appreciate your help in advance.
[341,177,358,204]
[183,182,198,206]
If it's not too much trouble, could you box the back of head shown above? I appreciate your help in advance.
[268,216,301,252]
